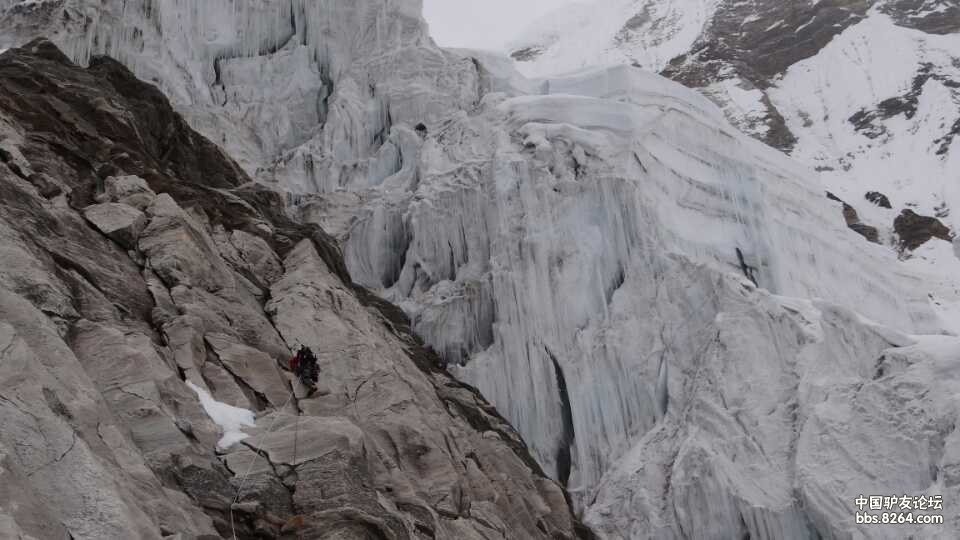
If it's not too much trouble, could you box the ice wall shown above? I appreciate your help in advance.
[336,64,953,538]
[331,63,939,500]
[583,279,960,540]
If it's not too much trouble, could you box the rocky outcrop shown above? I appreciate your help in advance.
[895,209,953,251]
[0,39,582,539]
[827,191,881,244]
[510,46,546,62]
[664,0,871,84]
[849,221,881,244]
[881,0,960,34]
[847,61,960,145]
[866,190,893,209]
[661,0,873,149]
[83,202,148,250]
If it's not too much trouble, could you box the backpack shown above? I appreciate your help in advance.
[298,347,319,385]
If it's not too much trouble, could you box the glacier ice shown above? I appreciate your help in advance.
[330,61,956,537]
[315,59,944,500]
[585,288,960,539]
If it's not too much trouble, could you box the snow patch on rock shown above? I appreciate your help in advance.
[187,381,256,449]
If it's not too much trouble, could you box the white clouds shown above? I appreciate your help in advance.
[422,0,575,51]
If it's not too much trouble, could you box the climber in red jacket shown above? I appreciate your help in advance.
[289,345,319,389]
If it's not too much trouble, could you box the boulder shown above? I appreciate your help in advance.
[83,202,147,250]
[894,208,953,250]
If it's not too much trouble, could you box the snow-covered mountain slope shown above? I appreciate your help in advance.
[770,20,959,212]
[769,11,960,325]
[511,0,959,148]
[3,1,960,539]
[511,0,960,329]
[509,0,718,78]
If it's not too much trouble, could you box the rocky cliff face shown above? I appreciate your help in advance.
[0,39,583,540]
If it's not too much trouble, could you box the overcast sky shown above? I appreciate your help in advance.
[422,0,573,51]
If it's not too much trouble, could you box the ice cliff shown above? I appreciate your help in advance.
[2,1,959,539]
[334,64,959,539]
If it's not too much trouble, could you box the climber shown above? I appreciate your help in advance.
[289,345,320,389]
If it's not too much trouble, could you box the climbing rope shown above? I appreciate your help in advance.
[292,409,299,473]
[292,405,301,540]
[229,388,299,540]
